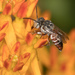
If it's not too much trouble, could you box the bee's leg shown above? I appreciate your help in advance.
[29,28,39,34]
[36,32,44,39]
[37,32,50,46]
[47,35,50,45]
[44,34,50,46]
[37,32,47,39]
[37,32,42,35]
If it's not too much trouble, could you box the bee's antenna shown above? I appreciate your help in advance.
[23,18,37,22]
[36,6,38,19]
[23,6,38,22]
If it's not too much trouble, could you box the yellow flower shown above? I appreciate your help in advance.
[0,0,51,75]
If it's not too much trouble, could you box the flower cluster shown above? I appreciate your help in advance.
[0,0,50,75]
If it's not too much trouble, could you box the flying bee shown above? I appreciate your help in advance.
[23,6,69,51]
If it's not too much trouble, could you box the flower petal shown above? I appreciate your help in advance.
[0,21,9,34]
[13,0,24,4]
[50,46,58,68]
[17,2,28,18]
[3,59,11,69]
[4,16,17,49]
[0,21,9,31]
[3,3,12,15]
[0,58,3,68]
[11,42,20,55]
[34,39,47,48]
[26,19,31,30]
[0,33,6,42]
[13,53,30,72]
[27,0,38,17]
[13,17,25,39]
[37,47,50,68]
[25,33,35,45]
[13,62,24,72]
[20,53,30,61]
[60,62,66,71]
[26,0,38,17]
[13,0,25,15]
[25,19,31,36]
[19,53,30,64]
[0,0,3,12]
[2,45,9,61]
[31,57,41,75]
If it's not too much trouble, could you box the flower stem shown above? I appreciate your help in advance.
[31,57,41,75]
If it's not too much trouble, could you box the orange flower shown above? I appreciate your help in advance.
[2,42,30,71]
[34,38,47,48]
[3,3,12,15]
[0,33,6,42]
[0,21,9,42]
[0,0,51,75]
[0,0,3,12]
[17,1,28,18]
[25,33,35,45]
[13,0,25,15]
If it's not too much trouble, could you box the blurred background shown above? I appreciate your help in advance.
[38,0,75,33]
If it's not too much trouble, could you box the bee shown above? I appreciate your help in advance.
[23,6,69,51]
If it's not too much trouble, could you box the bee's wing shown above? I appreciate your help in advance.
[53,25,69,43]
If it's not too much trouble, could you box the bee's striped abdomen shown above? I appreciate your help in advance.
[55,42,63,51]
[50,34,63,51]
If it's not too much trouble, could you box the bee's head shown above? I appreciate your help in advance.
[34,17,45,28]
